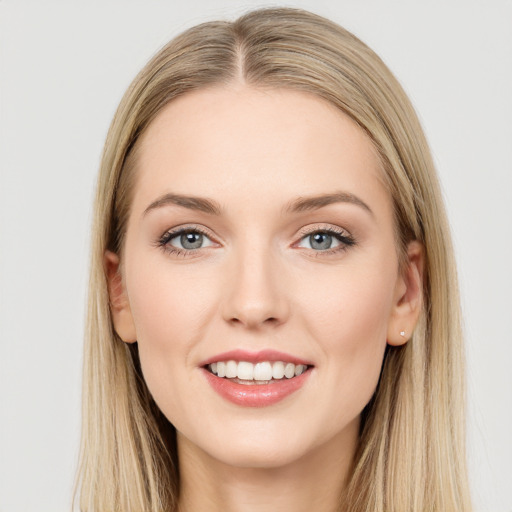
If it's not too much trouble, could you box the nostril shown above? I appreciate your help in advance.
[228,315,281,327]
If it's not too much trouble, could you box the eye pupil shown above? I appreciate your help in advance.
[180,232,203,249]
[310,232,332,250]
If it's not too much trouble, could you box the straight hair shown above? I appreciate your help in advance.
[75,7,471,511]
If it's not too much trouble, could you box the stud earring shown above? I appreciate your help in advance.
[400,330,405,337]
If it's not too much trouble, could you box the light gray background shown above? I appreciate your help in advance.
[1,1,511,511]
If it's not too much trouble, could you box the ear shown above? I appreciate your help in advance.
[104,250,137,343]
[387,241,424,346]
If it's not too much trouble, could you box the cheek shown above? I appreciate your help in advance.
[124,256,219,410]
[302,259,396,343]
[127,251,217,344]
[299,260,396,411]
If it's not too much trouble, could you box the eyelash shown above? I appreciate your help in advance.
[156,225,215,257]
[155,225,356,257]
[295,225,356,256]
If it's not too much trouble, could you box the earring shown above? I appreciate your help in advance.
[400,330,405,337]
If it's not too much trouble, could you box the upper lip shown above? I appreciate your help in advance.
[198,349,314,367]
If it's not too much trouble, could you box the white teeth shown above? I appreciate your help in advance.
[254,362,272,380]
[208,360,309,381]
[272,361,285,379]
[225,360,238,378]
[284,363,295,379]
[216,361,226,378]
[237,361,254,380]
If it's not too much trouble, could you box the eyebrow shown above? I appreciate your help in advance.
[285,192,373,216]
[143,190,373,218]
[143,193,222,217]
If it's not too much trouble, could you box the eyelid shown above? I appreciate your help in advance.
[292,223,356,252]
[160,225,213,242]
[155,222,355,257]
[295,223,350,237]
[156,224,221,256]
[294,223,354,242]
[169,230,215,249]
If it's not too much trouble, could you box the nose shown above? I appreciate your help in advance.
[221,245,290,329]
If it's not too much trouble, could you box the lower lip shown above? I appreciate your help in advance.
[202,368,312,407]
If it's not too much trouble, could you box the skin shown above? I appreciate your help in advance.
[106,85,423,512]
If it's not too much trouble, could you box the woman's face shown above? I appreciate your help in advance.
[108,85,420,469]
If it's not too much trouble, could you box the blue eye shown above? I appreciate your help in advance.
[306,232,337,250]
[159,228,214,253]
[297,229,355,252]
[174,232,207,250]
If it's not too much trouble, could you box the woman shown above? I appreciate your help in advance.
[75,7,472,511]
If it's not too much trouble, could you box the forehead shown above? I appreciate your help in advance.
[131,85,388,216]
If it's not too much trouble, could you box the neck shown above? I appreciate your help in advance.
[177,421,358,512]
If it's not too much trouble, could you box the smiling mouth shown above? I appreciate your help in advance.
[206,360,310,385]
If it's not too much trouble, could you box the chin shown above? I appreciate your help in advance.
[174,393,363,472]
[207,439,311,470]
[178,418,317,470]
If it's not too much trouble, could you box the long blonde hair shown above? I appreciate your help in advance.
[75,7,471,511]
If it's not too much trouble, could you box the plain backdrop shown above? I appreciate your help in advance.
[1,1,511,511]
